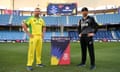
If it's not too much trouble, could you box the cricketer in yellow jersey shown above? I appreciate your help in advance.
[22,8,46,71]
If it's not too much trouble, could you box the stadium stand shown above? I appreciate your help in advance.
[96,14,120,24]
[42,16,58,26]
[68,30,120,40]
[12,15,29,26]
[94,31,113,40]
[0,30,120,41]
[0,31,68,41]
[68,16,82,25]
[0,15,10,25]
[68,31,79,40]
[1,14,120,26]
[0,13,120,41]
[0,31,24,40]
[114,30,120,39]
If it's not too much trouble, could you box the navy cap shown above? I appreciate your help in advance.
[81,7,88,12]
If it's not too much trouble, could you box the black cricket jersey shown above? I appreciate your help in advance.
[78,16,98,35]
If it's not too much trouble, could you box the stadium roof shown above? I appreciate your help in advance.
[0,0,119,11]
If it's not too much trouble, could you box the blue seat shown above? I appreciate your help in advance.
[96,14,120,24]
[0,15,10,25]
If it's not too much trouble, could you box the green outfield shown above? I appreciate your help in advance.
[0,42,120,72]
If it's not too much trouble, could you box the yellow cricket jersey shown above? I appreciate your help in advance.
[24,16,45,35]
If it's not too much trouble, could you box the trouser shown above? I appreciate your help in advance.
[80,36,95,65]
[27,35,42,66]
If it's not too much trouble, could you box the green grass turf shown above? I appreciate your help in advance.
[0,42,120,72]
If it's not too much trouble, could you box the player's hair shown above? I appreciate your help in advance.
[81,7,88,12]
[35,8,40,9]
[35,8,40,10]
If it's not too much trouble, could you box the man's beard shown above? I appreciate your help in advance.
[83,14,87,17]
[35,14,39,17]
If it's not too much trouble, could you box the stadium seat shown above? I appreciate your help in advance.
[12,15,29,26]
[0,31,69,41]
[1,14,120,26]
[0,15,10,25]
[96,14,120,24]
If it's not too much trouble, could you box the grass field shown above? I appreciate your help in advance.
[0,42,120,72]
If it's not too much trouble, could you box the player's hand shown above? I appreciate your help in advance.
[79,33,82,37]
[28,33,34,38]
[88,33,94,37]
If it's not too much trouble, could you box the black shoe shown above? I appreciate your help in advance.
[77,63,85,67]
[90,65,96,70]
[36,64,45,67]
[26,66,33,71]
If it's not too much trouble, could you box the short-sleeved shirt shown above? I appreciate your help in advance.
[24,16,45,35]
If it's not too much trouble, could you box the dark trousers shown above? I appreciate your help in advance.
[80,36,95,65]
